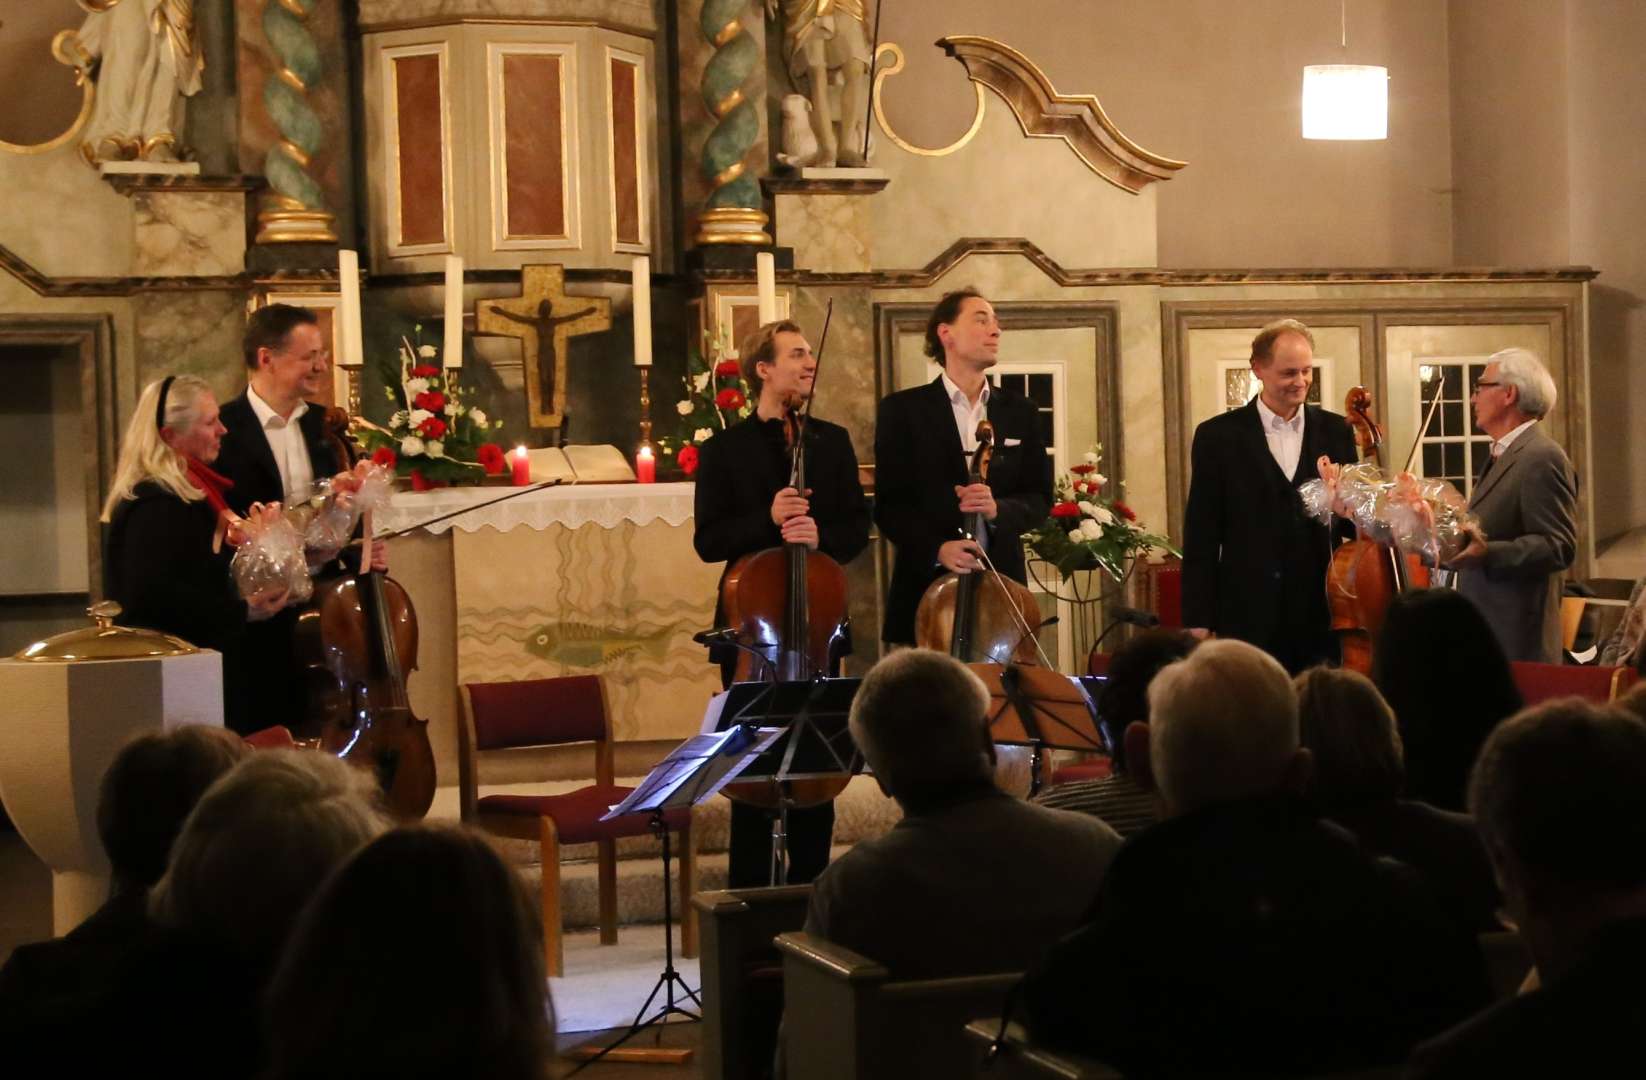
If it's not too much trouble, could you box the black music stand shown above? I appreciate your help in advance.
[709,677,864,885]
[567,725,781,1073]
[969,663,1108,795]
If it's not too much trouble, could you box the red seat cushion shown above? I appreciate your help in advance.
[1510,662,1638,707]
[1051,760,1113,786]
[478,784,690,845]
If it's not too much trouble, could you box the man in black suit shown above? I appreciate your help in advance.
[1181,318,1358,673]
[693,319,870,886]
[873,289,1050,647]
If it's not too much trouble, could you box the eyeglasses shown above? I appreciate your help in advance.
[1471,380,1502,394]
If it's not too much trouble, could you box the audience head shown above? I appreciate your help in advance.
[150,750,390,972]
[1617,680,1646,724]
[1469,699,1646,973]
[1097,629,1198,775]
[850,648,993,804]
[1147,639,1305,816]
[1294,666,1404,812]
[1372,588,1520,810]
[265,825,551,1080]
[96,724,248,895]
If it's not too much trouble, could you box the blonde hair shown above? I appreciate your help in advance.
[100,375,214,522]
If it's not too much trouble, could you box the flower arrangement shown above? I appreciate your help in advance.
[655,323,755,477]
[355,334,506,489]
[1024,446,1177,580]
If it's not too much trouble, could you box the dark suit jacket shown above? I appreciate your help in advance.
[213,390,342,515]
[873,376,1050,645]
[1456,424,1578,663]
[1181,400,1357,669]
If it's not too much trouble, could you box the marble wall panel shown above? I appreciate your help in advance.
[133,192,247,278]
[501,53,569,239]
[394,53,449,248]
[609,55,643,248]
[133,290,249,406]
[358,0,658,31]
[776,193,872,274]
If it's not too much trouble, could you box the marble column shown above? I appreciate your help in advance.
[678,0,772,247]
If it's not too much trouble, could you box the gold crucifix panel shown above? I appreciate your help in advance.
[476,265,611,429]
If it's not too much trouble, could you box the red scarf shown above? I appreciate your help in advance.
[184,457,235,517]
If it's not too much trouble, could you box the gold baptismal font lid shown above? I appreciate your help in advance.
[14,602,199,662]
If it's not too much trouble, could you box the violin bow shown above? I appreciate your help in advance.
[1400,379,1448,475]
[372,479,563,541]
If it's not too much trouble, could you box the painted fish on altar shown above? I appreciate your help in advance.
[525,621,675,668]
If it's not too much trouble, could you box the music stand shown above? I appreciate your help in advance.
[969,663,1108,795]
[710,677,864,885]
[566,725,782,1073]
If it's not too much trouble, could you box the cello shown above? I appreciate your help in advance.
[1325,387,1431,674]
[914,420,1042,664]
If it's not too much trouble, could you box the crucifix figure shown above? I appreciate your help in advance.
[476,265,611,430]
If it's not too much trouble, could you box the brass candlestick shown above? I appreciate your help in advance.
[639,365,652,447]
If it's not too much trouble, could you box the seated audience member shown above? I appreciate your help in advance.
[0,725,246,1025]
[1409,700,1646,1078]
[1024,640,1486,1076]
[804,648,1122,978]
[1033,629,1197,836]
[1373,588,1522,811]
[1618,680,1646,723]
[1597,573,1645,670]
[1296,666,1500,930]
[265,825,552,1080]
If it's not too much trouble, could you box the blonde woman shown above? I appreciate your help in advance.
[102,376,290,731]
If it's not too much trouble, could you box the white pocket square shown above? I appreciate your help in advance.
[1003,437,1022,447]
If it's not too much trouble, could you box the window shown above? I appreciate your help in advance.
[989,366,1064,492]
[1414,359,1492,497]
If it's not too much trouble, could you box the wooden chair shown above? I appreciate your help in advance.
[776,931,1020,1080]
[1508,660,1638,707]
[459,675,695,976]
[693,885,813,1080]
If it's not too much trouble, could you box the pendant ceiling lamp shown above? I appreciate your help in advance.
[1302,0,1388,140]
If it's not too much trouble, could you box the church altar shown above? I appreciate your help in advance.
[383,482,723,791]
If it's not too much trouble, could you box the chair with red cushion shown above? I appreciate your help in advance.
[1135,556,1184,629]
[1509,661,1638,707]
[459,674,695,976]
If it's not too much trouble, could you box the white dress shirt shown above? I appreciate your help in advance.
[1255,396,1306,480]
[1491,418,1538,458]
[246,387,315,505]
[942,370,991,455]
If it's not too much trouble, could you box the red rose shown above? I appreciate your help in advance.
[714,359,741,377]
[411,365,440,378]
[476,443,506,475]
[715,388,746,411]
[677,444,700,476]
[1070,463,1097,476]
[1113,501,1137,521]
[1051,501,1081,519]
[370,447,397,470]
[414,390,446,413]
[418,416,447,439]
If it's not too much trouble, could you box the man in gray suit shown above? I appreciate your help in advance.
[1450,348,1578,663]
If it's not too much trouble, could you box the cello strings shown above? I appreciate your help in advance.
[973,545,1056,669]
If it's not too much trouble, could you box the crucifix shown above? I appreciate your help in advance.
[476,265,612,430]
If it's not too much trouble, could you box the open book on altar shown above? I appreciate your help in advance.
[525,444,637,484]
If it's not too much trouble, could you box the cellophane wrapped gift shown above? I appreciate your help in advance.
[1300,463,1479,565]
[232,508,313,604]
[302,462,397,563]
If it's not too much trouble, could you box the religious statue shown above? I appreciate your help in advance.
[474,265,611,431]
[768,0,873,168]
[489,299,597,415]
[74,0,204,164]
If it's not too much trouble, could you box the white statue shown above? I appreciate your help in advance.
[776,94,821,169]
[768,0,872,168]
[74,0,204,164]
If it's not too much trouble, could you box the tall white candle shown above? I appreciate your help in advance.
[442,254,463,368]
[332,364,349,410]
[631,255,652,367]
[337,249,364,370]
[756,251,777,325]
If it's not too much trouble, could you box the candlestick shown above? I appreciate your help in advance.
[338,250,364,370]
[631,255,652,367]
[511,445,531,486]
[756,251,777,325]
[638,365,652,448]
[443,255,464,368]
[636,445,656,484]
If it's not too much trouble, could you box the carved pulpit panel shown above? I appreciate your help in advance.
[476,264,611,430]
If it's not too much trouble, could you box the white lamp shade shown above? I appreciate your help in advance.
[1302,64,1388,140]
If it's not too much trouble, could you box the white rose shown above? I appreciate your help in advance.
[426,440,445,458]
[444,402,460,416]
[418,344,438,358]
[676,399,694,416]
[408,408,432,426]
[390,410,408,429]
[405,377,430,396]
[1079,520,1106,542]
[1092,473,1107,488]
[692,372,711,393]
[469,409,487,428]
[694,427,713,443]
[1084,450,1099,465]
[1085,504,1114,526]
[400,435,426,457]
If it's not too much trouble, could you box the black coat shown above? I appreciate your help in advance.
[1181,399,1357,670]
[213,390,342,515]
[693,414,870,661]
[873,376,1050,645]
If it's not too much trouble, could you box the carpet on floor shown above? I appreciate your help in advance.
[551,921,701,1034]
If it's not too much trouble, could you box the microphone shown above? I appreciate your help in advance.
[692,627,740,646]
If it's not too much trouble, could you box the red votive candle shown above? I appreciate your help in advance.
[636,445,656,484]
[511,445,531,486]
